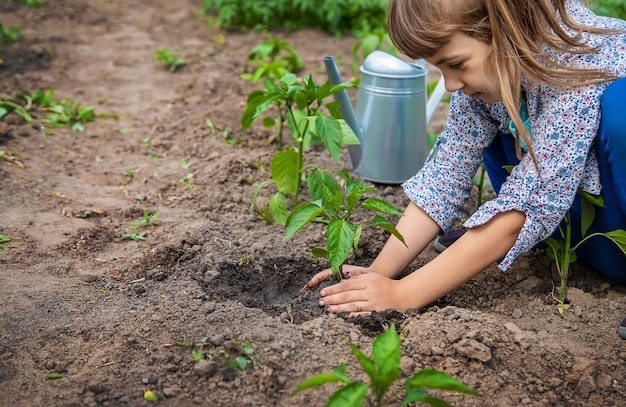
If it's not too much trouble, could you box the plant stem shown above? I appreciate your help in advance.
[476,164,486,209]
[558,215,572,305]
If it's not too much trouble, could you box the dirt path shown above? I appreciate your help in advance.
[1,1,625,406]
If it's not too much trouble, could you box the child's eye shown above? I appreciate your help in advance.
[449,62,464,69]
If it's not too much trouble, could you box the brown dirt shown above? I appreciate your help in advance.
[1,1,626,406]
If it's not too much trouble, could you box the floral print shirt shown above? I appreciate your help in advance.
[402,0,626,270]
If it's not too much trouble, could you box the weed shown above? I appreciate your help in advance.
[292,324,482,407]
[285,169,405,280]
[155,47,185,71]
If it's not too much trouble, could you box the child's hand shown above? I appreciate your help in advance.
[317,268,403,316]
[299,265,370,294]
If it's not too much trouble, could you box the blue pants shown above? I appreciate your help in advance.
[483,78,626,284]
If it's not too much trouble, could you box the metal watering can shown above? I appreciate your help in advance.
[324,50,446,184]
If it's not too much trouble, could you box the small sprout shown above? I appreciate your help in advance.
[205,118,216,134]
[118,232,147,241]
[238,255,253,266]
[46,372,63,380]
[123,171,134,178]
[130,210,160,229]
[155,47,185,71]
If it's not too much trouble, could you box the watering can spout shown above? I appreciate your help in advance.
[323,55,363,169]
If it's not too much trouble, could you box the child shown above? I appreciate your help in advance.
[305,0,626,322]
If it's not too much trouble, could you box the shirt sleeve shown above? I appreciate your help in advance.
[465,82,605,270]
[402,91,500,233]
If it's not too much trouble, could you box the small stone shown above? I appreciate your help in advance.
[194,359,218,377]
[454,338,492,363]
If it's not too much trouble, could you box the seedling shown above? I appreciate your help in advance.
[130,210,160,229]
[178,336,256,371]
[155,47,185,71]
[244,73,359,222]
[0,22,22,46]
[0,234,20,251]
[285,169,405,281]
[46,372,63,380]
[117,232,146,241]
[544,190,626,312]
[241,32,304,83]
[292,324,482,407]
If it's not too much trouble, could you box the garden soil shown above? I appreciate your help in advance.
[1,1,626,406]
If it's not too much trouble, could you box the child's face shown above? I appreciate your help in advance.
[425,32,499,103]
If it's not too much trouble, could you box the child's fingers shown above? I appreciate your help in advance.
[299,268,332,294]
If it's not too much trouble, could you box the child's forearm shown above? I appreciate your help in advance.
[369,202,441,278]
[393,210,526,312]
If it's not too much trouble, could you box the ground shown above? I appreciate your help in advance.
[1,1,626,406]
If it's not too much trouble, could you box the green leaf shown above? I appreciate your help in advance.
[316,115,343,162]
[242,92,279,130]
[401,387,451,407]
[543,237,563,261]
[367,215,406,246]
[285,202,324,239]
[603,229,626,256]
[370,325,401,397]
[361,197,404,216]
[339,119,360,145]
[312,247,328,259]
[308,168,340,205]
[271,149,300,195]
[327,219,356,273]
[291,363,351,396]
[269,192,288,226]
[327,382,369,407]
[406,368,483,396]
[579,194,595,237]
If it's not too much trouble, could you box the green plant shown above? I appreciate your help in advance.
[200,0,388,36]
[544,190,626,312]
[292,324,482,407]
[0,234,20,251]
[244,73,359,222]
[130,210,160,229]
[177,336,256,371]
[7,0,44,7]
[285,168,405,280]
[117,232,147,241]
[155,47,185,71]
[590,0,626,19]
[0,22,21,46]
[351,28,397,74]
[241,32,304,83]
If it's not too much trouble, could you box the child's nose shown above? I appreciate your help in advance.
[444,75,464,93]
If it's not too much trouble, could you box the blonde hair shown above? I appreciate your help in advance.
[387,0,618,163]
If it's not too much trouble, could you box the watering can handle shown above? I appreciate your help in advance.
[426,77,446,126]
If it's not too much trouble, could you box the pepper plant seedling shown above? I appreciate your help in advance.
[285,168,405,281]
[543,190,626,313]
[292,324,483,407]
[244,73,359,224]
[241,32,303,83]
